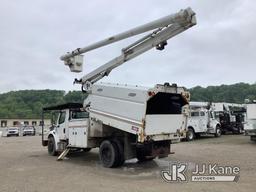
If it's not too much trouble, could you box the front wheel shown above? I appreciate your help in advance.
[215,126,221,137]
[186,128,195,141]
[48,136,58,156]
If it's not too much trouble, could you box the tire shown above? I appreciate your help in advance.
[215,126,221,137]
[137,154,155,162]
[99,140,119,168]
[48,136,58,156]
[83,148,91,152]
[235,127,243,135]
[186,128,195,141]
[250,136,256,142]
[112,139,125,167]
[136,146,155,162]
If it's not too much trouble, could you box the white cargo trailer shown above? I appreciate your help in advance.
[42,7,196,167]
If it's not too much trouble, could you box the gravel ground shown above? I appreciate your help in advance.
[0,135,255,192]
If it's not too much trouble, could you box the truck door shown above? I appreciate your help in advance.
[199,111,207,132]
[56,110,68,140]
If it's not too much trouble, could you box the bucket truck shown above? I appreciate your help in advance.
[212,103,246,134]
[42,8,196,167]
[186,102,221,141]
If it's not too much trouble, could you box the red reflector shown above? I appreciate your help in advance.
[148,91,155,96]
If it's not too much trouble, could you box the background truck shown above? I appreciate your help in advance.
[244,102,256,141]
[212,102,246,134]
[186,102,221,141]
[42,7,196,167]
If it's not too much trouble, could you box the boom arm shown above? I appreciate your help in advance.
[61,7,196,91]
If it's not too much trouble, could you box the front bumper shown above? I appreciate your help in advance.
[7,131,19,136]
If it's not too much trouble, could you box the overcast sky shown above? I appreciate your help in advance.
[0,0,255,93]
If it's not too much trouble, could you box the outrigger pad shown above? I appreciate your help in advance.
[57,148,70,161]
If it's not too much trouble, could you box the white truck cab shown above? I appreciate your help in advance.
[186,102,221,141]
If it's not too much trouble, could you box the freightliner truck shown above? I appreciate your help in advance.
[186,102,221,141]
[42,8,197,167]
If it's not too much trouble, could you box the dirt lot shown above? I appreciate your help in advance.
[0,135,255,192]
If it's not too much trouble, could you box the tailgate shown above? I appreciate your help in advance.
[145,114,184,135]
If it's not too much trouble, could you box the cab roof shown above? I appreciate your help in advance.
[43,103,83,111]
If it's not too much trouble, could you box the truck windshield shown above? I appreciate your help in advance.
[191,112,200,117]
[146,93,188,115]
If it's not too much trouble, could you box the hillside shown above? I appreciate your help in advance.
[189,83,256,103]
[0,90,87,119]
[0,82,256,119]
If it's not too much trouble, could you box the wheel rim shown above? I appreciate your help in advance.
[188,130,193,140]
[216,129,221,136]
[102,147,111,164]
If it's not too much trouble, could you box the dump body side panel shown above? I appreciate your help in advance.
[85,83,188,142]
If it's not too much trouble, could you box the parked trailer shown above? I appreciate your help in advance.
[186,102,221,141]
[244,103,256,141]
[42,83,189,167]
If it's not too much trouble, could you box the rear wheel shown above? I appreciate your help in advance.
[48,136,58,156]
[251,136,256,142]
[112,139,125,166]
[137,154,155,162]
[99,140,119,168]
[186,128,195,141]
[235,127,243,134]
[136,145,155,162]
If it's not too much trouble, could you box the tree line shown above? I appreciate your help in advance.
[0,90,87,119]
[0,82,255,118]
